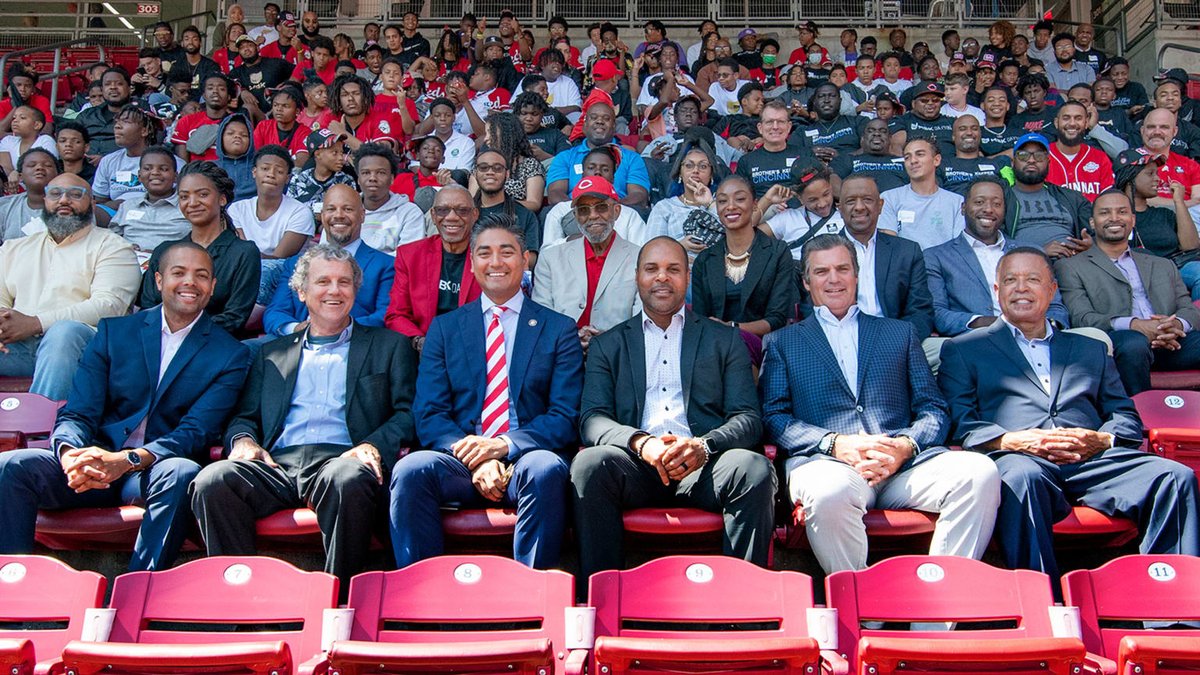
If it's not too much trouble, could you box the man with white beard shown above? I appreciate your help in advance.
[532,175,641,352]
[0,173,141,399]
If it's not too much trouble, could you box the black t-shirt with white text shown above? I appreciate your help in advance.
[828,152,909,192]
[734,144,817,198]
[939,154,1012,194]
[437,249,467,315]
[891,112,956,156]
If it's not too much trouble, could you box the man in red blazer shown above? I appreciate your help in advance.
[385,184,483,351]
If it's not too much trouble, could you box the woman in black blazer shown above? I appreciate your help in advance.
[691,174,799,364]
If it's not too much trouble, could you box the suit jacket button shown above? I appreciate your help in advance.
[855,405,864,413]
[578,303,585,309]
[1050,411,1058,417]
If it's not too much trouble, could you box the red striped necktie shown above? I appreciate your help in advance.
[481,305,511,438]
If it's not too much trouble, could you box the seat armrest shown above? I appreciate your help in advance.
[327,638,553,675]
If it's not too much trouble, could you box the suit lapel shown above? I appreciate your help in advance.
[737,234,770,315]
[804,317,855,400]
[152,314,211,408]
[141,309,161,395]
[462,301,487,404]
[706,241,728,313]
[508,301,544,404]
[680,311,702,405]
[874,234,896,315]
[593,237,631,300]
[1131,251,1160,310]
[1049,330,1072,406]
[986,322,1048,398]
[344,323,368,412]
[1085,248,1129,286]
[957,236,993,298]
[268,333,305,426]
[625,318,647,422]
[855,314,875,400]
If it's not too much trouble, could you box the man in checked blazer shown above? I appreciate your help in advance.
[760,233,1001,575]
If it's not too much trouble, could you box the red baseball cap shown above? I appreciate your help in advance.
[592,59,620,81]
[571,175,620,203]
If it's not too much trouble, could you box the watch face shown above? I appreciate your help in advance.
[127,451,142,466]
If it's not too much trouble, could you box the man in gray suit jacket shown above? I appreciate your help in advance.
[939,245,1199,581]
[925,177,1076,368]
[532,176,641,350]
[572,237,776,580]
[761,233,1000,575]
[1054,190,1200,394]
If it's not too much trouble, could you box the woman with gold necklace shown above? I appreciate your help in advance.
[690,174,798,366]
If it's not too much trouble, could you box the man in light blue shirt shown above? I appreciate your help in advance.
[545,103,650,210]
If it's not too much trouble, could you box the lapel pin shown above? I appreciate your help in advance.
[528,319,538,326]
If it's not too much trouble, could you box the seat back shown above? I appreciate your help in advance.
[0,393,64,450]
[106,556,337,660]
[1063,554,1200,659]
[826,556,1060,663]
[588,555,816,642]
[345,555,573,645]
[1132,390,1200,434]
[0,556,106,662]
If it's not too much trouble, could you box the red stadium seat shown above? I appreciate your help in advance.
[34,505,144,551]
[587,555,832,675]
[1064,554,1200,675]
[787,505,939,555]
[1133,390,1200,475]
[621,507,724,552]
[1052,507,1139,548]
[0,392,63,451]
[826,555,1089,675]
[441,508,519,554]
[59,556,337,675]
[320,555,575,675]
[0,378,33,393]
[0,555,106,675]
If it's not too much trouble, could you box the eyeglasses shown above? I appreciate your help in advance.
[432,205,476,218]
[573,201,614,219]
[475,162,507,174]
[682,161,711,171]
[46,186,89,201]
[1015,150,1049,162]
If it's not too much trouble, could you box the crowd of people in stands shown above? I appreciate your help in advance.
[0,5,1197,589]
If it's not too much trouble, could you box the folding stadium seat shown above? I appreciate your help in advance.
[1133,390,1200,475]
[318,555,576,675]
[825,555,1090,675]
[0,555,106,675]
[0,392,63,451]
[586,555,834,675]
[1064,554,1200,675]
[59,556,337,675]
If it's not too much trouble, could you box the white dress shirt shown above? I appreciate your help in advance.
[479,291,525,447]
[124,311,204,450]
[1004,316,1053,394]
[640,308,690,437]
[849,232,883,316]
[814,304,861,400]
[965,232,1006,316]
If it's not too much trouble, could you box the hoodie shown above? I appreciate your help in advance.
[215,113,257,202]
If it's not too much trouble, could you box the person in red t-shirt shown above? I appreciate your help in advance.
[1120,108,1200,212]
[0,67,53,134]
[290,35,338,85]
[1047,101,1113,202]
[252,82,309,165]
[372,59,419,143]
[170,73,235,161]
[391,135,456,199]
[213,22,246,73]
[319,73,400,152]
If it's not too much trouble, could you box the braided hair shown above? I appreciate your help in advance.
[178,160,236,230]
[115,103,161,147]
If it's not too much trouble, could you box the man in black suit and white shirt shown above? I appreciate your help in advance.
[191,244,418,585]
[571,236,775,579]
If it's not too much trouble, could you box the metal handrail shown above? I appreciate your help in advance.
[1158,41,1200,69]
[141,10,217,46]
[0,37,108,107]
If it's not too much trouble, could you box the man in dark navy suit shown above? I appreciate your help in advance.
[939,246,1199,580]
[0,242,250,571]
[761,233,1000,575]
[390,212,584,569]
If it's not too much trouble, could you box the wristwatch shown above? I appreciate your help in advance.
[125,450,143,470]
[818,433,838,455]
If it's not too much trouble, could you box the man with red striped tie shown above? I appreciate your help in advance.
[389,212,584,569]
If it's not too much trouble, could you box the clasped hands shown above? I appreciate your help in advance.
[452,435,511,502]
[830,434,915,487]
[59,447,135,493]
[997,428,1113,464]
[635,433,708,486]
[1131,315,1186,351]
